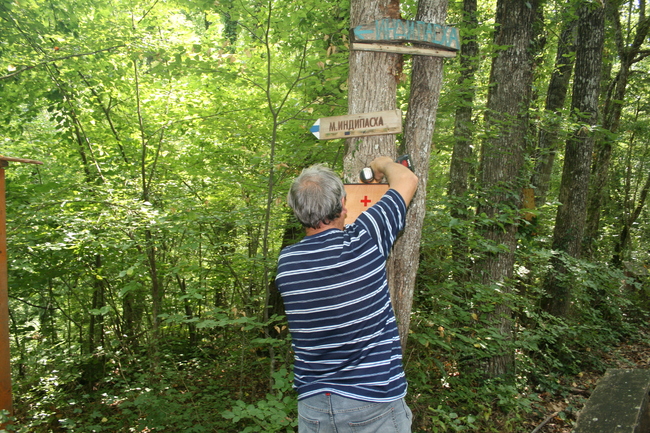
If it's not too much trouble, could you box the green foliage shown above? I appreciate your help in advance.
[406,193,650,431]
[9,308,290,432]
[3,0,344,389]
[222,368,297,433]
[2,0,650,431]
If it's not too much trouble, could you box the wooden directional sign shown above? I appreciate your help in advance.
[352,19,460,57]
[310,110,402,140]
[344,184,390,225]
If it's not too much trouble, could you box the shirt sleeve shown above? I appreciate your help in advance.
[354,189,407,258]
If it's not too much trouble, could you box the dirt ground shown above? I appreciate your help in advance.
[526,326,650,432]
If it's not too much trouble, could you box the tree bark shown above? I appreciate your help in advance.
[531,15,577,206]
[345,0,402,332]
[583,0,650,256]
[612,156,650,267]
[344,0,402,184]
[472,0,540,377]
[88,254,105,354]
[542,1,605,317]
[448,0,479,282]
[388,0,448,351]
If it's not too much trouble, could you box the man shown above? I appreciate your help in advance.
[275,156,418,432]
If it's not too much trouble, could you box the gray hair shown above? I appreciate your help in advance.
[288,164,346,229]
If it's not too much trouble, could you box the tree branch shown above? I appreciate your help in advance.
[0,45,126,81]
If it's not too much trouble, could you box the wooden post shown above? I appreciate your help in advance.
[0,160,10,417]
[0,156,43,417]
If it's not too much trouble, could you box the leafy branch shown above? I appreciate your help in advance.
[0,45,127,81]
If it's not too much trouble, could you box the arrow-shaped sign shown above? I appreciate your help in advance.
[311,110,402,140]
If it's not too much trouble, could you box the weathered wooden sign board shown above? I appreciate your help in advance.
[344,184,390,225]
[352,19,460,57]
[310,110,402,140]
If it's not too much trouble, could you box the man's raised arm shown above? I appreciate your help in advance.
[370,156,419,207]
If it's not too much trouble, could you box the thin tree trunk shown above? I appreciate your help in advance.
[145,230,162,343]
[133,59,163,357]
[583,0,650,256]
[448,0,479,282]
[472,0,540,377]
[612,163,650,267]
[542,1,605,317]
[531,15,577,205]
[176,275,197,345]
[389,0,448,351]
[88,254,105,354]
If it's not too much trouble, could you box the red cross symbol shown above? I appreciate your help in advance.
[360,196,372,207]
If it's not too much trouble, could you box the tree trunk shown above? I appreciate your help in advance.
[472,0,540,377]
[176,275,197,345]
[121,290,143,350]
[542,1,605,317]
[583,1,650,256]
[345,0,401,334]
[40,279,58,342]
[87,254,105,354]
[389,0,448,351]
[133,57,164,356]
[612,160,650,267]
[448,0,479,282]
[531,16,577,206]
[344,0,401,183]
[146,229,162,343]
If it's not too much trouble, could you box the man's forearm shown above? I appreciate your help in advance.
[370,156,419,207]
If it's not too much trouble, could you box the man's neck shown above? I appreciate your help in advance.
[305,219,345,237]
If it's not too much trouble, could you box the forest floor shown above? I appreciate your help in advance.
[526,324,650,432]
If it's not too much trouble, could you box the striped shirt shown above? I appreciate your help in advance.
[276,189,408,402]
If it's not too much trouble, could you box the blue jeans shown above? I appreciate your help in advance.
[297,393,413,433]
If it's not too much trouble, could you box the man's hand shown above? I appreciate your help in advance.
[370,156,418,207]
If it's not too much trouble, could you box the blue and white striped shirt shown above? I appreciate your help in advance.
[276,189,408,402]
